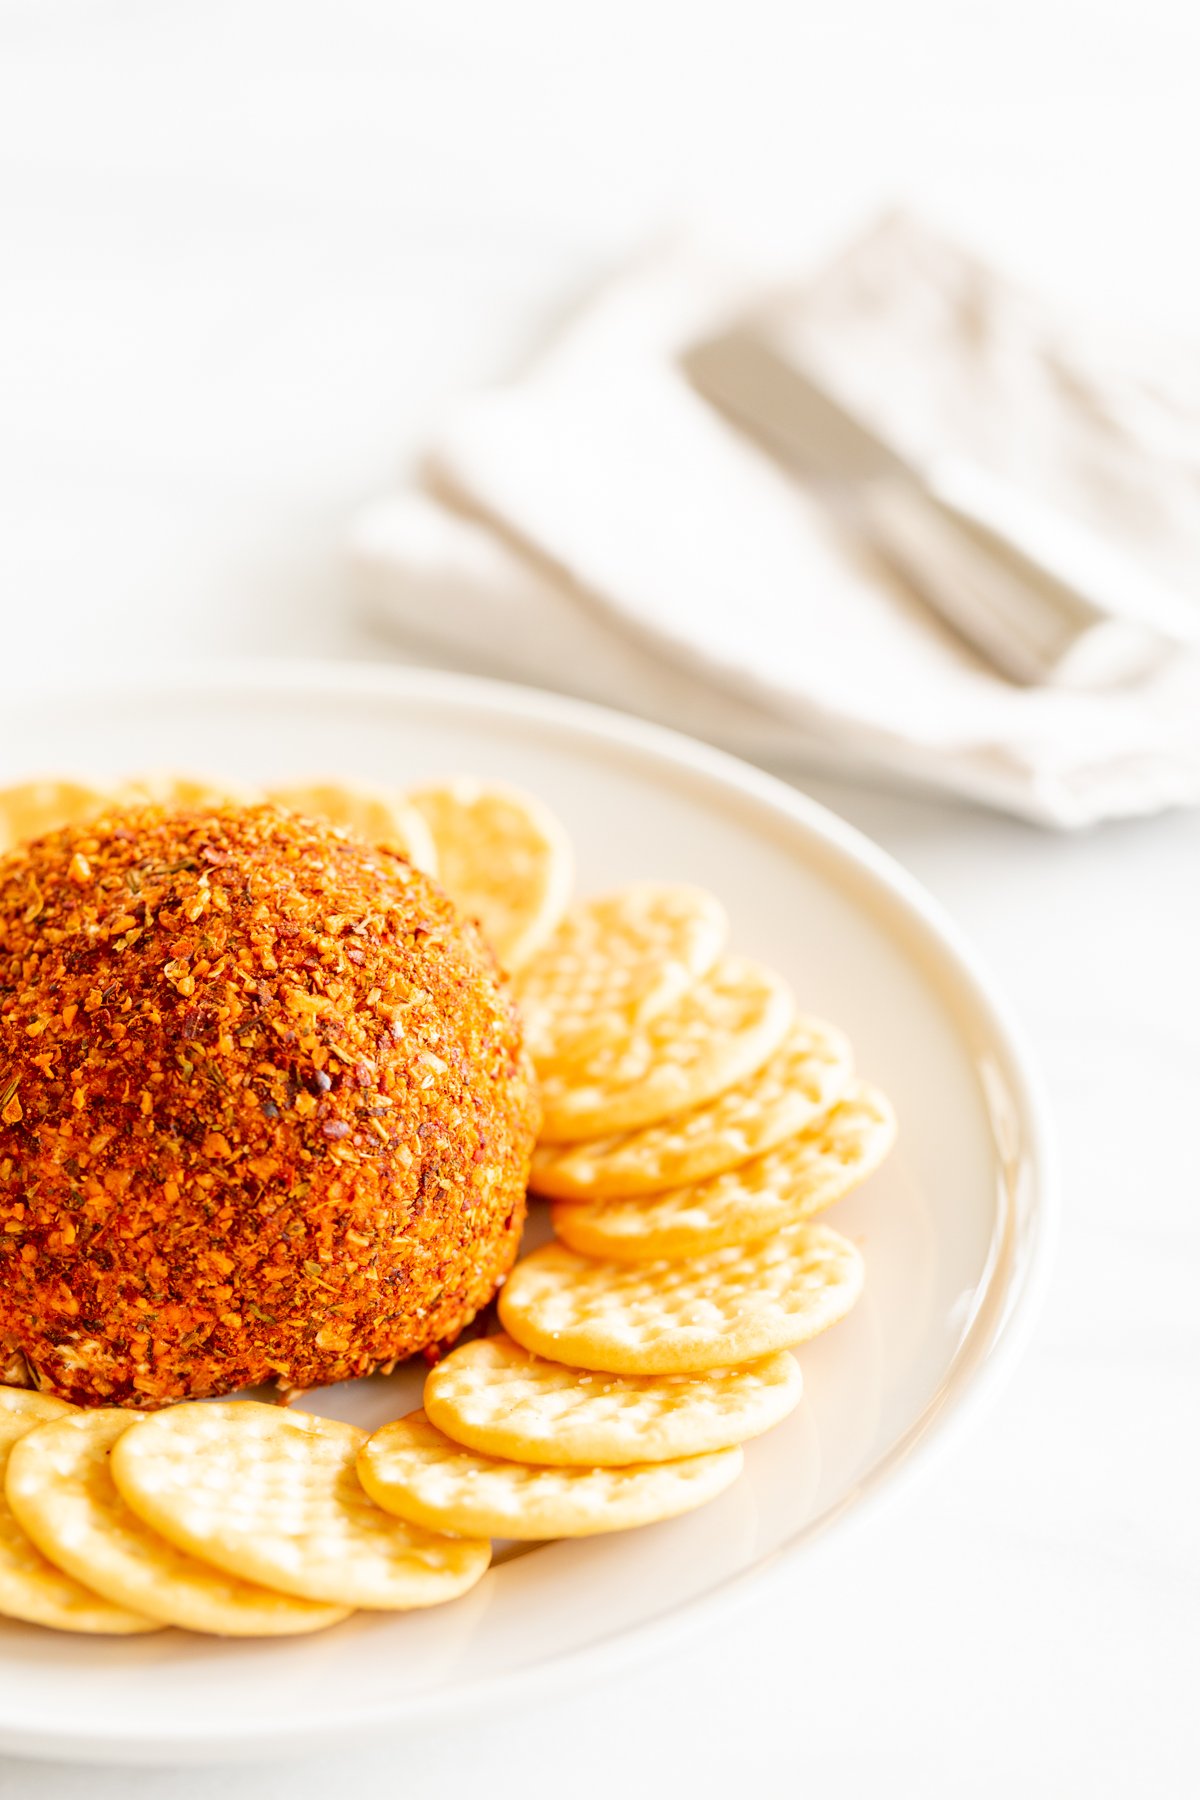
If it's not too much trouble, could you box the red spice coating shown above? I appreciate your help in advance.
[0,804,539,1406]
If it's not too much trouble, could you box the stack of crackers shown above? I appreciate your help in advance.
[0,775,894,1637]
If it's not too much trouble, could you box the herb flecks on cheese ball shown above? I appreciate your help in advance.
[0,804,538,1406]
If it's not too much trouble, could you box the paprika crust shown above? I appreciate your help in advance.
[0,804,539,1407]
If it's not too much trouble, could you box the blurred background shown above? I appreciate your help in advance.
[1,3,1198,1797]
[2,0,1198,728]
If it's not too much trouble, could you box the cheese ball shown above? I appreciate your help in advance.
[0,804,539,1406]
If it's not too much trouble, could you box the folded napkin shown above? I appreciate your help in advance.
[353,215,1200,828]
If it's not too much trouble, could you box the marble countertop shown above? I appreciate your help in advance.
[1,2,1197,1794]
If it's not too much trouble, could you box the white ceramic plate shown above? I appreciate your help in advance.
[0,664,1054,1764]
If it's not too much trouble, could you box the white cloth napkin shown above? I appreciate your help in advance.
[352,216,1200,828]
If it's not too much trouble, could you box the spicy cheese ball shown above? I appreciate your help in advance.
[0,804,539,1407]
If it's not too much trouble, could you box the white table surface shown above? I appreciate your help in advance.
[1,2,1198,1794]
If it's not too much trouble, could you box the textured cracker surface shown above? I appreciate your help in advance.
[530,1016,853,1199]
[407,779,573,972]
[499,1225,864,1373]
[552,1082,897,1260]
[537,956,794,1142]
[110,1401,491,1609]
[7,1410,349,1636]
[424,1334,802,1465]
[513,884,728,1068]
[0,1387,159,1634]
[357,1410,743,1538]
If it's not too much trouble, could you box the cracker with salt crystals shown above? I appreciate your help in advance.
[537,956,794,1143]
[0,779,112,853]
[531,1016,853,1200]
[499,1224,863,1375]
[0,1388,159,1635]
[513,883,728,1069]
[357,1411,743,1540]
[110,1401,490,1610]
[553,1082,896,1262]
[424,1334,801,1466]
[6,1410,349,1637]
[267,781,439,875]
[406,778,573,971]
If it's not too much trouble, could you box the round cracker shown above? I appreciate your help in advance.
[537,956,794,1143]
[267,781,439,875]
[530,1016,853,1199]
[513,883,728,1069]
[358,1410,743,1539]
[113,772,264,811]
[110,1401,490,1610]
[6,1411,349,1637]
[424,1334,802,1465]
[552,1081,897,1261]
[0,1387,67,1427]
[0,778,112,852]
[405,778,573,972]
[0,1388,159,1635]
[499,1224,863,1375]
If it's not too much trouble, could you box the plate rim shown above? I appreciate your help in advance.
[0,659,1058,1762]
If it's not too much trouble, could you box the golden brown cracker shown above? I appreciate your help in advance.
[530,1016,853,1199]
[552,1081,896,1260]
[424,1334,801,1465]
[110,1400,489,1609]
[513,883,728,1068]
[537,956,794,1142]
[357,1410,743,1539]
[499,1224,863,1374]
[406,777,573,971]
[7,1410,349,1636]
